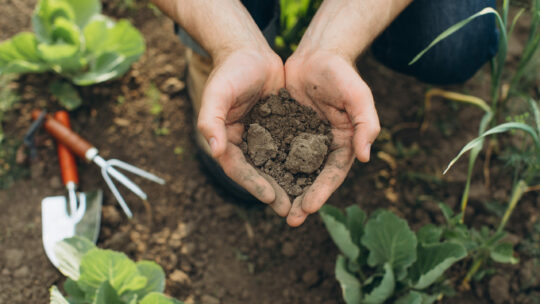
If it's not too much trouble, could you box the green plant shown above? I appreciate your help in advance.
[0,0,145,110]
[50,236,183,304]
[410,0,540,285]
[0,75,19,143]
[275,0,322,58]
[320,205,467,304]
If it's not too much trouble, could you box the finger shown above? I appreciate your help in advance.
[344,81,381,162]
[197,79,232,158]
[260,172,292,217]
[301,147,354,214]
[226,122,244,145]
[217,143,276,203]
[286,193,309,227]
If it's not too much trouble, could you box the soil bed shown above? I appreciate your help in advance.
[241,88,332,197]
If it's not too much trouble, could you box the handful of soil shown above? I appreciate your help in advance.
[240,89,332,197]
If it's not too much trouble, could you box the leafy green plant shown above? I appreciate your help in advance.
[0,75,19,143]
[410,0,540,284]
[50,237,183,304]
[0,0,145,110]
[320,205,467,304]
[275,0,322,58]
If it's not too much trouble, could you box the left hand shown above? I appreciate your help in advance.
[284,49,381,226]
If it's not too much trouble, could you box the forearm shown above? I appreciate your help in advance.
[150,0,271,62]
[296,0,412,61]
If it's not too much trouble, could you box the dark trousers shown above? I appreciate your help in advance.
[177,0,498,85]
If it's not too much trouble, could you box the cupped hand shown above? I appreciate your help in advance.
[284,50,381,226]
[197,48,292,216]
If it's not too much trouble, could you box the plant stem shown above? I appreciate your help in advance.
[462,256,485,287]
[498,180,528,233]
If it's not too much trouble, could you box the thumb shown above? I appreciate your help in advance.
[197,81,230,158]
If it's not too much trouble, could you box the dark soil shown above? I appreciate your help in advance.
[0,1,539,304]
[241,89,332,197]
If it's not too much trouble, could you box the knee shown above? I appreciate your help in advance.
[372,0,499,85]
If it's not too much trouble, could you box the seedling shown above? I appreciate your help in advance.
[49,236,183,304]
[320,205,467,304]
[0,0,145,110]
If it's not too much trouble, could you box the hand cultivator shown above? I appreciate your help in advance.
[33,110,165,218]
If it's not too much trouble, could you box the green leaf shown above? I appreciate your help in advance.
[64,0,102,28]
[445,122,540,174]
[78,248,148,297]
[437,203,453,223]
[54,236,96,280]
[0,32,48,74]
[93,281,123,304]
[335,255,362,304]
[395,291,423,304]
[71,52,128,85]
[345,205,366,246]
[64,278,86,303]
[361,211,417,278]
[417,224,442,245]
[83,16,114,54]
[135,261,166,296]
[140,292,184,304]
[409,8,502,65]
[50,286,70,304]
[410,242,467,289]
[362,263,395,304]
[85,19,144,58]
[490,242,518,264]
[33,0,77,41]
[527,98,540,136]
[50,80,82,110]
[320,205,360,262]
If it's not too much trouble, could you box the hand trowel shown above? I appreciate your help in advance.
[41,111,102,267]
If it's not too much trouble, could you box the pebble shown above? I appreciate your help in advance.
[281,242,296,257]
[13,266,29,278]
[102,206,122,226]
[181,243,196,255]
[302,270,319,286]
[200,295,220,304]
[4,249,23,269]
[169,269,191,285]
[161,77,185,94]
[488,275,510,304]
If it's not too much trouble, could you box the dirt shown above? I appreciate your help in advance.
[0,1,539,304]
[241,89,332,196]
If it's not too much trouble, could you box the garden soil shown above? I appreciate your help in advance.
[241,89,332,197]
[0,1,539,303]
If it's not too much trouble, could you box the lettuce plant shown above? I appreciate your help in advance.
[0,0,145,109]
[50,237,183,304]
[320,205,467,304]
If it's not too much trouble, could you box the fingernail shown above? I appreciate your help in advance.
[209,137,217,155]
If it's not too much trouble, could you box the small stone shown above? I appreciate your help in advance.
[169,269,191,285]
[296,177,307,186]
[281,242,296,257]
[258,102,272,117]
[4,249,23,269]
[282,172,294,184]
[13,266,29,278]
[113,117,130,127]
[488,275,510,304]
[302,270,319,286]
[181,243,196,255]
[201,294,220,304]
[102,206,122,225]
[287,185,303,196]
[285,133,328,174]
[176,222,195,239]
[49,176,62,189]
[161,77,185,94]
[247,124,278,166]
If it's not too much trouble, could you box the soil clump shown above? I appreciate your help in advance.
[241,89,332,197]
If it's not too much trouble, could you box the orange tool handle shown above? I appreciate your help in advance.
[54,111,79,186]
[31,110,94,160]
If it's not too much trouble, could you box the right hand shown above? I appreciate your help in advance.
[197,47,292,216]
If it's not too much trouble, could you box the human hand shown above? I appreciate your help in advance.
[284,49,381,226]
[197,47,292,216]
